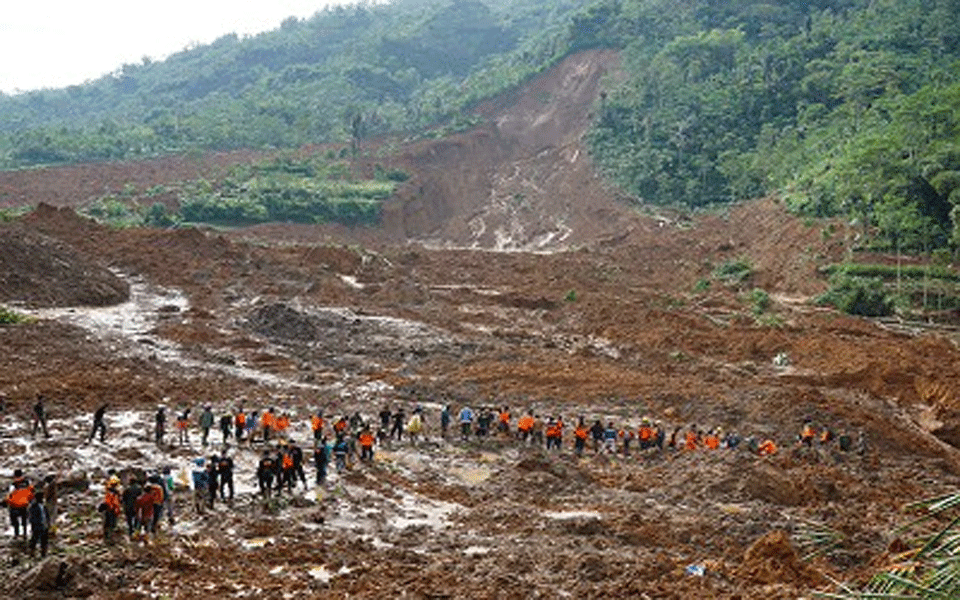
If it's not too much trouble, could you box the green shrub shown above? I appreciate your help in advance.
[714,259,753,284]
[0,306,25,324]
[746,288,770,315]
[815,273,894,317]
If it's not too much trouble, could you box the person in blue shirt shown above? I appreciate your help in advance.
[458,406,474,441]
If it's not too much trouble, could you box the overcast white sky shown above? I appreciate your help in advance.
[0,1,356,95]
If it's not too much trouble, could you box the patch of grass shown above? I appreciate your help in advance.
[714,258,753,284]
[0,306,27,324]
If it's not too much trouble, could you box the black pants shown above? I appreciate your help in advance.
[9,506,27,537]
[29,526,49,556]
[258,476,273,498]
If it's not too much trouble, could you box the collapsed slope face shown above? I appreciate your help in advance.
[382,50,636,250]
[0,209,128,308]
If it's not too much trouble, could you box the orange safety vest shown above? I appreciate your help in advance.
[684,431,698,450]
[334,419,347,433]
[104,490,122,515]
[517,416,534,432]
[359,432,374,447]
[639,426,652,441]
[312,415,323,431]
[759,439,778,456]
[704,435,720,450]
[499,412,510,425]
[176,418,188,430]
[276,415,290,431]
[7,486,34,509]
[801,425,815,440]
[282,453,294,470]
[235,412,246,426]
[575,426,589,440]
[261,412,275,429]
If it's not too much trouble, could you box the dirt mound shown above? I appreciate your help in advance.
[737,530,826,587]
[248,303,319,342]
[0,221,128,308]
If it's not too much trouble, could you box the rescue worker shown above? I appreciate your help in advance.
[98,476,122,543]
[234,407,246,443]
[205,457,219,508]
[275,412,291,439]
[799,419,816,447]
[199,406,214,446]
[32,395,50,438]
[121,476,142,536]
[545,418,561,450]
[314,437,331,485]
[155,405,166,446]
[277,445,294,494]
[28,490,50,557]
[145,475,165,533]
[257,451,275,499]
[358,427,375,462]
[218,452,235,502]
[704,430,721,450]
[290,441,307,489]
[406,409,423,445]
[589,420,604,453]
[684,427,699,451]
[261,408,276,443]
[246,410,259,443]
[498,407,511,436]
[160,467,176,526]
[379,404,392,433]
[177,408,191,446]
[37,474,59,533]
[531,414,545,446]
[134,485,155,541]
[458,405,474,441]
[638,419,653,451]
[190,459,208,513]
[312,411,325,445]
[391,407,406,442]
[620,425,635,456]
[333,436,349,473]
[89,404,107,443]
[517,412,534,443]
[440,405,451,439]
[219,412,232,445]
[5,470,33,538]
[653,422,666,451]
[758,438,778,457]
[573,419,589,457]
[333,416,348,437]
[603,422,618,453]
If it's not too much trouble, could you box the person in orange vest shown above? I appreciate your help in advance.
[5,469,34,539]
[277,444,295,494]
[275,413,291,439]
[545,418,561,450]
[498,407,511,436]
[517,412,534,443]
[261,408,276,443]
[758,438,778,457]
[176,408,191,446]
[638,419,653,451]
[684,427,699,451]
[98,476,122,543]
[573,419,589,456]
[311,411,325,445]
[334,416,348,437]
[704,429,721,450]
[799,419,816,447]
[358,426,375,461]
[234,408,246,443]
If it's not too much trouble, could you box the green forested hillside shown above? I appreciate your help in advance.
[2,0,959,254]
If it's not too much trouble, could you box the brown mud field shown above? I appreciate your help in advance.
[2,50,960,599]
